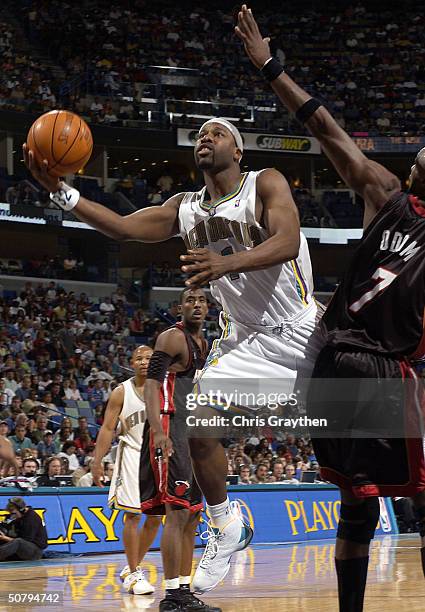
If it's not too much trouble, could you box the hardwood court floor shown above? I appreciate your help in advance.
[0,535,424,611]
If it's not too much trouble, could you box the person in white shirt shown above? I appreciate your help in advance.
[64,379,82,401]
[281,464,299,484]
[99,297,115,315]
[57,441,80,472]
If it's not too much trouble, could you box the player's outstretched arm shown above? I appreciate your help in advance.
[181,168,299,286]
[92,385,124,486]
[23,145,181,242]
[235,5,401,225]
[145,329,185,456]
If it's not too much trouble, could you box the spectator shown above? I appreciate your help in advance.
[9,424,34,453]
[57,440,80,472]
[250,463,269,484]
[268,460,286,483]
[21,457,39,478]
[32,415,49,444]
[238,465,252,484]
[64,379,82,401]
[36,457,63,486]
[37,430,57,461]
[282,464,299,484]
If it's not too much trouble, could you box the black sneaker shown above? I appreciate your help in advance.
[178,590,222,612]
[159,597,183,612]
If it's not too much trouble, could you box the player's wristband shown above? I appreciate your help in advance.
[295,98,322,123]
[260,57,284,82]
[50,182,80,212]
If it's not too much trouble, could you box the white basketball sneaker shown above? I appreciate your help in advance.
[123,567,155,595]
[192,501,253,594]
[120,564,131,582]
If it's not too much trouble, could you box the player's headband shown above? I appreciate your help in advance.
[199,118,244,153]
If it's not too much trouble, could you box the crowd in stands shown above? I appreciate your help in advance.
[224,435,321,485]
[0,276,326,490]
[0,1,424,136]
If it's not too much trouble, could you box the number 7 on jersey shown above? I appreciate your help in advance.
[349,267,397,313]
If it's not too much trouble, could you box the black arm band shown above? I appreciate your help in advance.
[260,57,284,82]
[147,350,174,383]
[295,98,322,123]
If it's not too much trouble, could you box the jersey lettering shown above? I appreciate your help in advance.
[379,230,421,262]
[349,267,397,313]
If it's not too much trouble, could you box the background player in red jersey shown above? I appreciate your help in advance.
[236,5,425,612]
[142,287,220,612]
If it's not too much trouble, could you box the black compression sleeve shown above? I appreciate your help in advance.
[147,350,174,382]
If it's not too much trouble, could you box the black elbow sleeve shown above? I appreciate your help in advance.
[147,351,174,382]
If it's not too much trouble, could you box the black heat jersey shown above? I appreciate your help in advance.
[173,321,208,413]
[162,321,208,414]
[323,192,425,358]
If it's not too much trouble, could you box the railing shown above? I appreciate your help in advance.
[165,98,254,122]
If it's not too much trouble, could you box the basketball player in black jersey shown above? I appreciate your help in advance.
[141,287,220,612]
[236,5,425,611]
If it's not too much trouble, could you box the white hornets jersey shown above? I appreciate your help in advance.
[178,170,314,325]
[117,378,147,451]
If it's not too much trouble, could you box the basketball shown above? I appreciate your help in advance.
[26,110,93,177]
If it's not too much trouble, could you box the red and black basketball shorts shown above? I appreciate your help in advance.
[307,345,425,498]
[139,411,203,515]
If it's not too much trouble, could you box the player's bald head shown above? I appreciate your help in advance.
[131,345,152,359]
[409,147,425,198]
[415,147,425,179]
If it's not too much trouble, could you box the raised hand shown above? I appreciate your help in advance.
[235,4,272,69]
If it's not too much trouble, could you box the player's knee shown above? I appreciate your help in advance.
[166,507,190,529]
[337,497,380,544]
[145,515,162,529]
[124,512,140,524]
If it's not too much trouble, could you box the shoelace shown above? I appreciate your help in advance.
[229,499,250,526]
[199,524,221,568]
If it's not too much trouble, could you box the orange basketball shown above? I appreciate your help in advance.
[27,110,93,177]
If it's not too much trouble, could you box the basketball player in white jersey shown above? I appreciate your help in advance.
[92,345,161,595]
[24,115,323,593]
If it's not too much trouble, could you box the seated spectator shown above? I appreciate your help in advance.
[238,464,252,485]
[0,420,10,438]
[57,440,80,472]
[15,376,32,402]
[282,464,299,484]
[99,297,115,316]
[49,383,64,408]
[74,432,94,458]
[268,460,286,483]
[0,378,14,409]
[63,379,82,401]
[32,415,49,444]
[21,457,39,478]
[37,430,57,461]
[36,457,63,486]
[88,379,104,407]
[9,424,34,453]
[250,463,270,484]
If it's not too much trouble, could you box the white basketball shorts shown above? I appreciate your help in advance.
[194,302,325,411]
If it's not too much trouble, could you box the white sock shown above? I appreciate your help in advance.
[165,577,180,591]
[179,575,191,587]
[207,497,232,529]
